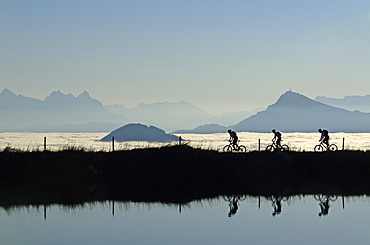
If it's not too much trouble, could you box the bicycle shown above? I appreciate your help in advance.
[223,140,246,152]
[314,140,338,152]
[265,140,289,152]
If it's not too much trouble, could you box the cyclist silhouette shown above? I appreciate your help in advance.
[228,129,238,149]
[271,129,282,148]
[318,129,329,148]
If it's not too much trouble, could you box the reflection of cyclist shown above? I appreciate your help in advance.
[271,196,282,216]
[319,199,330,216]
[272,129,282,148]
[272,198,281,216]
[318,129,329,148]
[228,129,238,149]
[228,198,239,217]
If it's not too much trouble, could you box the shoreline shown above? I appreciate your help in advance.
[1,145,370,206]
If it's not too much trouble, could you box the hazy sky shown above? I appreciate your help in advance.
[1,0,370,115]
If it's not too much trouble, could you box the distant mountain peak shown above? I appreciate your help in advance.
[0,88,17,98]
[77,90,91,99]
[44,90,77,102]
[271,91,324,108]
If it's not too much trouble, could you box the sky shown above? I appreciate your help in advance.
[1,0,370,115]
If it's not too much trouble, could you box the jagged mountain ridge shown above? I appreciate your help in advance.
[0,89,127,131]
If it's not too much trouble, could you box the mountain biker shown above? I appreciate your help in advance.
[318,129,329,148]
[271,129,282,148]
[228,129,238,149]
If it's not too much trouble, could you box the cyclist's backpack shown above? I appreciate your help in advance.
[231,131,237,138]
[323,129,328,136]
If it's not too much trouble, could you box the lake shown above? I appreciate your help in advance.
[1,195,370,244]
[1,132,370,151]
[2,132,370,244]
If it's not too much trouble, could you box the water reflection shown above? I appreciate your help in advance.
[314,194,338,217]
[268,196,284,216]
[3,195,370,245]
[0,194,365,219]
[223,195,246,217]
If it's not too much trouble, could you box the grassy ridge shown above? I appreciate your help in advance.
[1,145,370,206]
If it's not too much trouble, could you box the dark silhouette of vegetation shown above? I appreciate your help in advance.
[1,145,370,208]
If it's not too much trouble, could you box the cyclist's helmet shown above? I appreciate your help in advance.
[228,129,231,133]
[272,129,276,133]
[318,129,322,132]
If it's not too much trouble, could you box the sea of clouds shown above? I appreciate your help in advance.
[1,132,370,152]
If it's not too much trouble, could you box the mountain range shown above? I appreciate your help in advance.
[1,88,370,133]
[0,89,256,132]
[0,89,127,132]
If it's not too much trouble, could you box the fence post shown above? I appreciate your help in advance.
[258,196,261,209]
[342,196,345,209]
[112,137,115,152]
[258,139,261,151]
[342,137,345,150]
[179,136,182,145]
[44,137,46,151]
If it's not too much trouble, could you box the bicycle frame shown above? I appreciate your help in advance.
[223,140,246,152]
[266,140,289,152]
[314,140,338,152]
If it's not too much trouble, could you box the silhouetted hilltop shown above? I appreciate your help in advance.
[100,123,179,142]
[315,94,370,113]
[232,91,370,133]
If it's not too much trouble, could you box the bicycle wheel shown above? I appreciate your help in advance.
[314,145,324,152]
[327,195,338,201]
[238,145,246,152]
[328,144,338,151]
[223,195,234,202]
[266,145,274,152]
[281,144,289,151]
[223,145,233,152]
[314,194,324,201]
[236,195,247,201]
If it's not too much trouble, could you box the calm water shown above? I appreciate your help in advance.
[2,132,370,244]
[1,195,370,245]
[1,132,370,151]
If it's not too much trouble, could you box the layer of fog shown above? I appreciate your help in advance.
[1,132,370,152]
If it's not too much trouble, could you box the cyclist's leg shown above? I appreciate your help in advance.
[233,137,238,149]
[276,138,281,148]
[324,136,329,148]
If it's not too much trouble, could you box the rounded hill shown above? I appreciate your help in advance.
[100,123,179,142]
